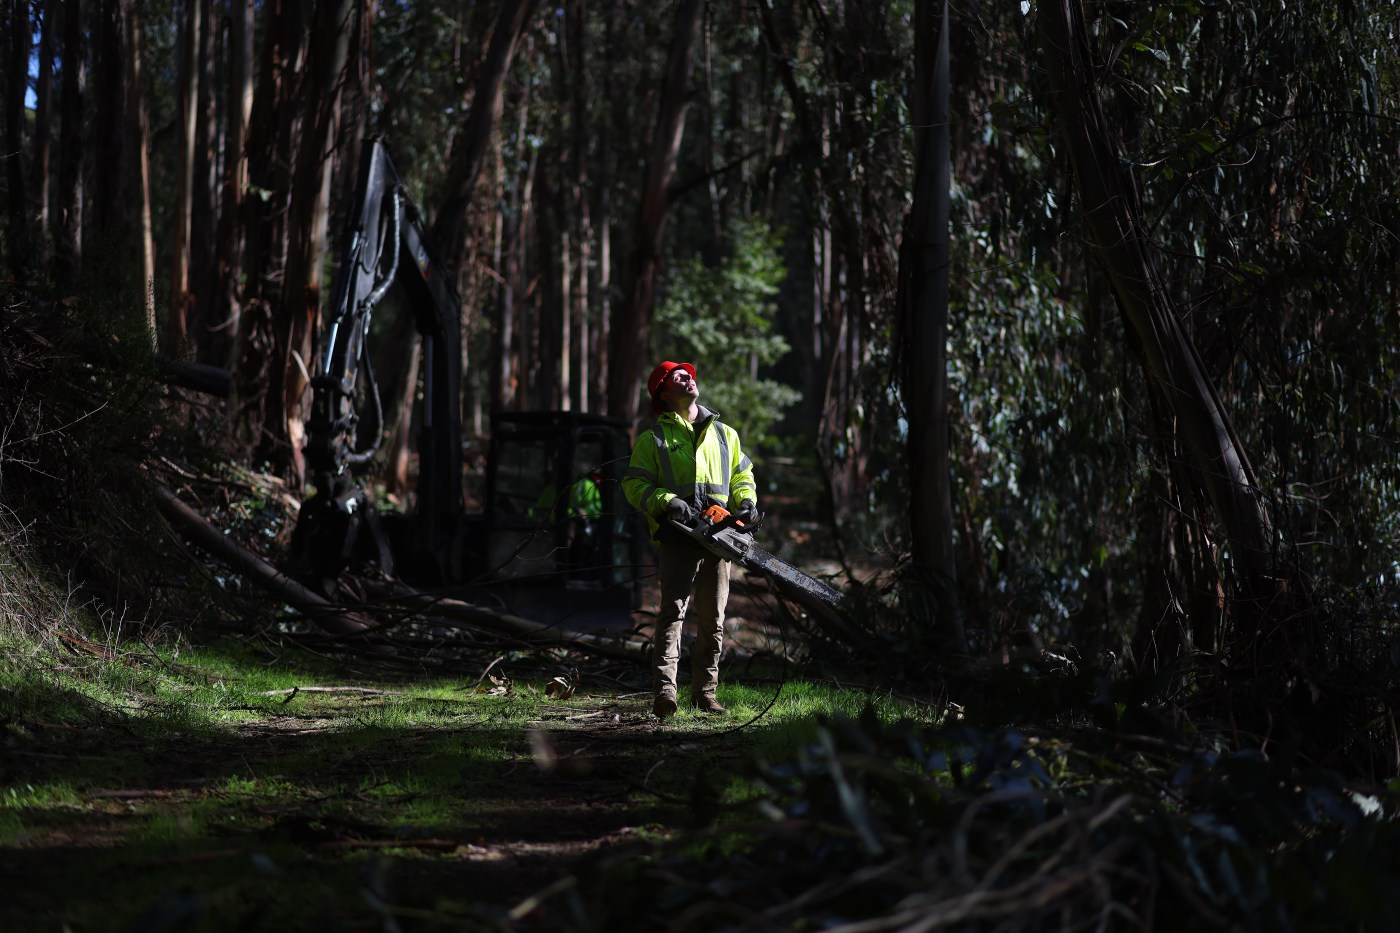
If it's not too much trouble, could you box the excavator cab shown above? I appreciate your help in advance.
[458,412,643,628]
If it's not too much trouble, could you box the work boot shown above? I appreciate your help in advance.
[692,694,726,714]
[652,689,678,719]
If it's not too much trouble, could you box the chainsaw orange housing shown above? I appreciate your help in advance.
[701,504,744,526]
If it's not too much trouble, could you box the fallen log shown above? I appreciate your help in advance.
[154,484,376,637]
[154,484,645,660]
[356,580,647,662]
[153,354,234,398]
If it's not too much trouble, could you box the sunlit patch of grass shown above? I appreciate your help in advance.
[136,805,205,843]
[2,782,83,809]
[212,774,306,802]
[386,793,462,829]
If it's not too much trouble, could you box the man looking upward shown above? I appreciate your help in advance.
[623,360,759,718]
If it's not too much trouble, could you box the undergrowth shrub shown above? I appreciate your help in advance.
[0,286,228,648]
[570,709,1400,931]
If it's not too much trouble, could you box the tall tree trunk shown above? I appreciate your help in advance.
[594,2,626,418]
[54,0,83,287]
[91,0,127,250]
[168,0,201,355]
[270,0,356,481]
[1040,0,1275,628]
[236,0,305,457]
[535,169,562,411]
[207,0,252,369]
[429,0,541,268]
[899,0,966,654]
[513,144,538,410]
[188,0,217,342]
[489,101,531,413]
[758,0,865,542]
[569,0,591,413]
[606,0,705,423]
[372,0,538,477]
[122,0,155,342]
[34,0,56,251]
[5,0,32,273]
[558,204,572,412]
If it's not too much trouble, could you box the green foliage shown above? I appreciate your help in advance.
[653,218,800,449]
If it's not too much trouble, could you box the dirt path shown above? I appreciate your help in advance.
[1,679,765,930]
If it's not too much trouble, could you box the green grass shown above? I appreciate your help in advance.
[0,633,933,930]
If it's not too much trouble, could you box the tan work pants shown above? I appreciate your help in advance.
[652,543,730,699]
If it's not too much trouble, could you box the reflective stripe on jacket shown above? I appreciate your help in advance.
[623,406,756,542]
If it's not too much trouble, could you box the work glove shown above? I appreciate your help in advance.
[665,497,696,523]
[733,500,759,525]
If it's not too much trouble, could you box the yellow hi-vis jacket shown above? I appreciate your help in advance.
[624,406,757,542]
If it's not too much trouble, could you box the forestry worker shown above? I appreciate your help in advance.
[623,360,758,719]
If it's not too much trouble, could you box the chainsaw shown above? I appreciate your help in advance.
[669,503,846,612]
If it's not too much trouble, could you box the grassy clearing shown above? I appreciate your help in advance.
[0,634,919,930]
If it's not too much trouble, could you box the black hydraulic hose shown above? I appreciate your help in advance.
[343,189,402,466]
[345,342,384,465]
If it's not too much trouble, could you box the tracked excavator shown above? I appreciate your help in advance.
[285,136,642,628]
[286,136,847,631]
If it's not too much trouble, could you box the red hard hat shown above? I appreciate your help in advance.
[647,360,697,414]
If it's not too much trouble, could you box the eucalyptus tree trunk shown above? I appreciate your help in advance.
[168,0,200,354]
[271,0,356,482]
[34,0,56,248]
[513,144,538,410]
[207,0,252,370]
[92,0,126,254]
[557,197,572,412]
[568,0,591,414]
[534,174,562,412]
[1040,0,1275,629]
[238,0,304,460]
[5,0,31,273]
[758,0,864,545]
[430,0,541,269]
[606,0,706,424]
[899,0,966,655]
[594,2,628,418]
[188,0,217,336]
[54,0,84,287]
[122,0,155,342]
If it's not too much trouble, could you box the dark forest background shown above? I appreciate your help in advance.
[3,0,1399,802]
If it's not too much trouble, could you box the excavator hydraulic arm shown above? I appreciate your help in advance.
[289,137,464,586]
